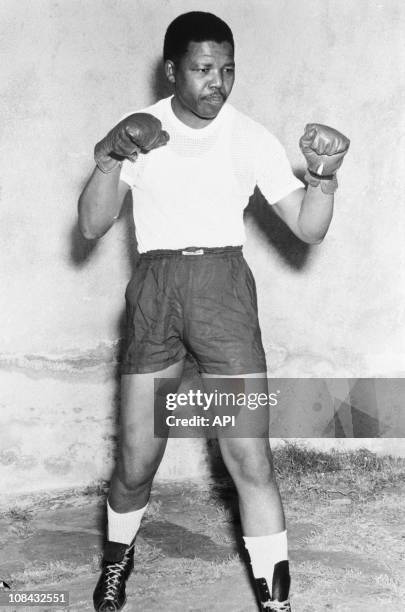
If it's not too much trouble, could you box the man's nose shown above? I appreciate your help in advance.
[209,69,223,89]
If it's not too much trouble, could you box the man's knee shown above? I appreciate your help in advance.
[221,440,276,487]
[117,448,162,492]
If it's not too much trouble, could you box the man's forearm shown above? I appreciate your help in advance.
[78,165,122,239]
[298,184,334,244]
[296,122,350,244]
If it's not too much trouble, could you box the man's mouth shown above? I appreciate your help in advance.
[204,93,224,104]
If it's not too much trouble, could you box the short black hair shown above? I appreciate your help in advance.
[163,11,234,64]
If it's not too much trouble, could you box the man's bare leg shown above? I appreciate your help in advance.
[109,359,185,513]
[201,372,284,534]
[93,359,184,612]
[202,372,290,609]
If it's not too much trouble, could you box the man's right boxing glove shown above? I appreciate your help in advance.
[94,113,170,173]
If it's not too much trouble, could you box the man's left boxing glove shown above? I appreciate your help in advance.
[299,123,350,193]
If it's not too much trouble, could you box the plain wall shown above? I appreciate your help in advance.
[1,0,404,495]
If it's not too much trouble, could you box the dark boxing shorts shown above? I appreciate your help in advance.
[121,246,267,375]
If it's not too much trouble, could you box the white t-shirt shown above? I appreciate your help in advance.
[120,96,303,253]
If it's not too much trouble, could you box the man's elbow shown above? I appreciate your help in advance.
[299,231,326,245]
[78,208,95,240]
[77,195,105,240]
[309,235,325,245]
[79,222,99,240]
[78,215,111,240]
[296,221,330,245]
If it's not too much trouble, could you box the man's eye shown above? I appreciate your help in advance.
[224,67,235,74]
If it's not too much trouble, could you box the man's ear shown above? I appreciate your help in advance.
[164,60,176,84]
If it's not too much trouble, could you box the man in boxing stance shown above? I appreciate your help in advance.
[78,11,349,612]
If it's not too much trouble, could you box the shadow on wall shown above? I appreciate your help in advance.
[70,190,137,269]
[245,179,311,270]
[70,189,138,387]
[70,56,170,269]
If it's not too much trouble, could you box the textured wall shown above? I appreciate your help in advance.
[1,0,404,495]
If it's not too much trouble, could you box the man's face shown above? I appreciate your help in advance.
[166,40,235,128]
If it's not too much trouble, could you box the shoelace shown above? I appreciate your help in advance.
[262,599,291,612]
[104,556,129,601]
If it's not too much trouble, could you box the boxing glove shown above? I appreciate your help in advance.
[299,124,350,193]
[94,113,170,173]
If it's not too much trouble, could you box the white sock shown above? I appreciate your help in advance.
[107,500,148,545]
[243,530,288,597]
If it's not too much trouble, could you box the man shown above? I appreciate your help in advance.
[78,11,349,612]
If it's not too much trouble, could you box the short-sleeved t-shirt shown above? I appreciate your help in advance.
[120,96,303,253]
